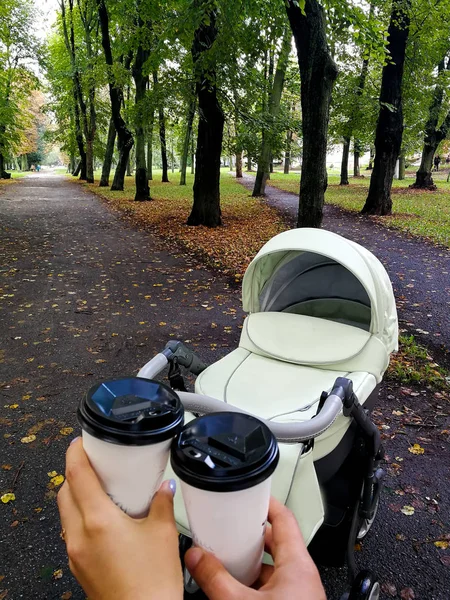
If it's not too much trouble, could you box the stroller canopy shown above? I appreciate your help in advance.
[242,228,398,354]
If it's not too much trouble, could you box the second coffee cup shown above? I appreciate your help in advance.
[78,377,184,518]
[171,411,279,586]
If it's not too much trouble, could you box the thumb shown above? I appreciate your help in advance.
[184,547,251,600]
[146,479,177,527]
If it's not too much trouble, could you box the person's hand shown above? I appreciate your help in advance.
[184,496,326,599]
[57,438,183,600]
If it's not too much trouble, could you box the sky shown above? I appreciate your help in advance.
[35,0,59,40]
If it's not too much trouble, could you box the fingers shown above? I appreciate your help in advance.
[64,438,113,517]
[267,497,308,566]
[184,547,252,600]
[57,480,81,538]
[146,480,177,527]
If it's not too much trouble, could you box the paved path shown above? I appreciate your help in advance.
[0,175,449,600]
[238,173,450,365]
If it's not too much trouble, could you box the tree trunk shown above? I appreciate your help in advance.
[126,155,132,177]
[284,127,293,174]
[147,107,154,181]
[99,117,116,187]
[411,58,450,190]
[191,134,195,174]
[73,160,82,177]
[0,152,8,178]
[367,146,374,170]
[253,28,292,196]
[97,0,134,192]
[180,91,196,185]
[187,5,224,227]
[152,71,169,183]
[236,151,243,178]
[132,30,150,201]
[353,147,360,177]
[362,0,410,215]
[285,0,338,228]
[398,154,405,180]
[340,137,350,185]
[247,154,252,171]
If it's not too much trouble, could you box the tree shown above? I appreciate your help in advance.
[362,0,411,216]
[187,2,224,227]
[76,0,98,183]
[411,54,450,189]
[153,70,169,183]
[97,0,134,191]
[0,0,40,178]
[285,0,338,228]
[59,0,88,180]
[132,1,150,201]
[179,85,196,186]
[252,26,292,196]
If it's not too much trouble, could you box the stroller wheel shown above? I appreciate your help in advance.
[348,570,380,600]
[357,497,379,540]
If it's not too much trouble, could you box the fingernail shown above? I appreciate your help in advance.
[185,547,203,571]
[168,479,177,496]
[70,436,80,445]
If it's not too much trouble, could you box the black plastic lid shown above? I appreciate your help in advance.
[78,377,184,446]
[171,412,279,492]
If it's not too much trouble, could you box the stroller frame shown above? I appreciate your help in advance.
[138,341,385,599]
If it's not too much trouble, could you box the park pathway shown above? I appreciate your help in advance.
[0,174,449,600]
[238,173,450,364]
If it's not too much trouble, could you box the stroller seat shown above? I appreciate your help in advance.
[196,311,387,460]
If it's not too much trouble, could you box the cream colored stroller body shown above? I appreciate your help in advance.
[139,228,398,599]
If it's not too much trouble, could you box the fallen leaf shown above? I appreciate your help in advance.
[408,444,424,455]
[50,475,65,487]
[9,404,19,410]
[401,505,415,516]
[392,410,404,416]
[10,521,19,528]
[1,465,12,471]
[434,540,449,550]
[53,569,63,580]
[48,471,58,478]
[400,587,415,600]
[59,428,73,436]
[441,555,450,567]
[381,582,397,597]
[0,590,8,600]
[21,435,36,444]
[61,593,72,600]
[1,493,16,504]
[95,359,106,364]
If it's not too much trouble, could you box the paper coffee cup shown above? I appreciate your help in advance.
[78,377,184,518]
[171,412,279,586]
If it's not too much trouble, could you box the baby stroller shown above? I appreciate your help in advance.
[138,228,398,600]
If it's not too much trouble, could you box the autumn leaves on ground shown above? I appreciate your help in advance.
[0,173,449,600]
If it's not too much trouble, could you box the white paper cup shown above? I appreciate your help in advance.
[78,377,184,518]
[171,412,279,586]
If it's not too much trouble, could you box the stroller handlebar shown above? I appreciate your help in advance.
[177,391,343,443]
[137,353,344,442]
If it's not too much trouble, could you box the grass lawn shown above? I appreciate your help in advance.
[259,170,450,248]
[80,168,285,279]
